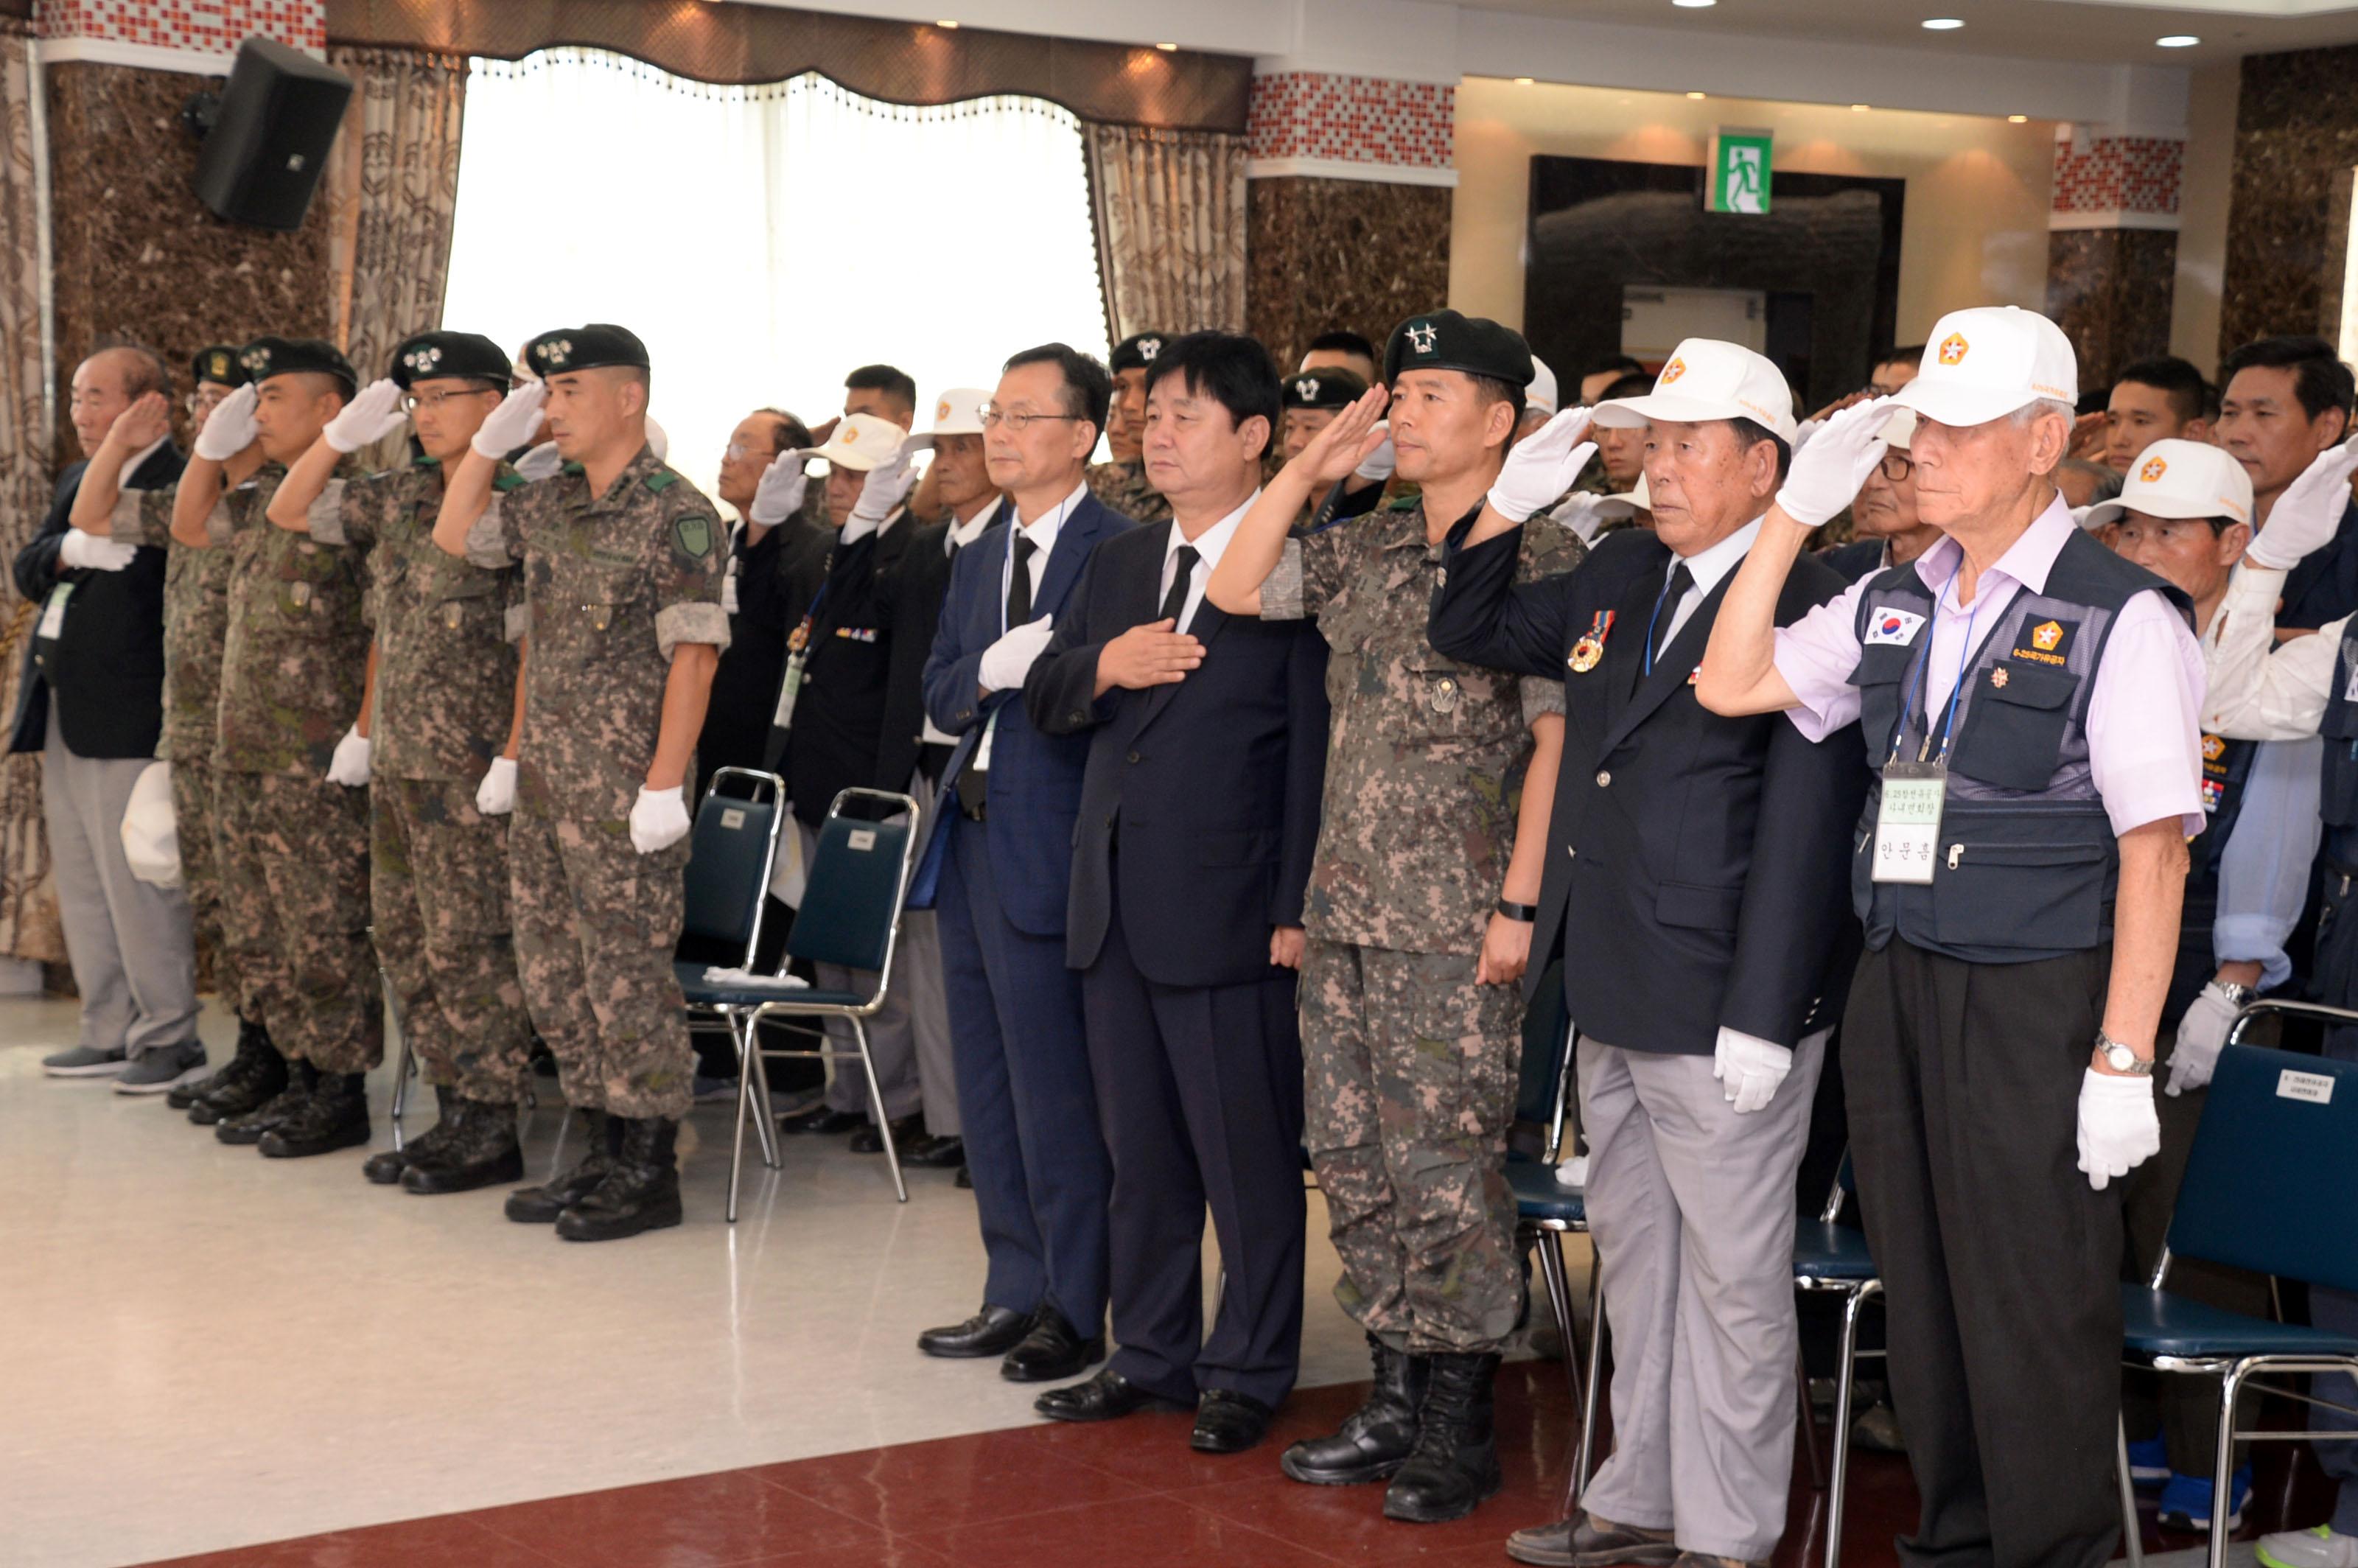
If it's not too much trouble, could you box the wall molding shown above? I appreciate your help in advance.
[36,37,236,73]
[2048,209,2182,233]
[1246,155,1458,186]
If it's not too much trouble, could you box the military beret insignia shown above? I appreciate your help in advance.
[1382,310,1532,388]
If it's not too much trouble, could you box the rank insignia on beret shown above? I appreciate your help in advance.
[1138,337,1162,360]
[206,351,231,379]
[1407,322,1438,354]
[242,346,270,372]
[1939,333,1970,366]
[674,513,714,560]
[2141,455,2168,483]
[1295,377,1320,402]
[1659,357,1687,386]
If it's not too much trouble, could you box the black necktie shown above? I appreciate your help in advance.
[1648,562,1694,668]
[1007,533,1038,627]
[1160,545,1199,627]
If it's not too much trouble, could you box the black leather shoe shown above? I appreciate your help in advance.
[505,1109,615,1222]
[1282,1333,1429,1485]
[556,1116,683,1241]
[1035,1368,1184,1423]
[259,1071,370,1158]
[364,1084,461,1185]
[1506,1511,1682,1568]
[954,1164,972,1189]
[917,1305,1035,1359]
[402,1098,525,1194]
[901,1133,966,1169]
[849,1112,924,1154]
[215,1060,314,1144]
[1192,1390,1276,1454]
[778,1105,864,1135]
[1001,1306,1105,1383]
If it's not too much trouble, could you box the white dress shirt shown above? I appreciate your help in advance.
[999,480,1087,633]
[1657,516,1763,649]
[1159,490,1256,634]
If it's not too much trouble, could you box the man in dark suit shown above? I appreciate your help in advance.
[1021,332,1327,1455]
[10,343,201,1091]
[1428,340,1866,1568]
[915,343,1131,1382]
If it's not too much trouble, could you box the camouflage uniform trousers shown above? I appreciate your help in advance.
[213,771,382,1072]
[370,775,533,1104]
[169,759,244,1018]
[1301,938,1525,1354]
[507,767,693,1121]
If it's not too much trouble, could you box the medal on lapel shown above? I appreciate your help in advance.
[1568,610,1614,674]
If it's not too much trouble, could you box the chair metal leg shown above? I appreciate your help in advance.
[852,1016,908,1203]
[388,1034,415,1147]
[2117,1415,2147,1568]
[1825,1282,1875,1568]
[741,1015,780,1171]
[1799,1348,1829,1492]
[1562,1264,1610,1517]
[727,1019,756,1225]
[2209,1366,2245,1568]
[1538,1231,1586,1419]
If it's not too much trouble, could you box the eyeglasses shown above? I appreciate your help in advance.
[402,388,500,413]
[978,406,1085,433]
[1877,452,1915,483]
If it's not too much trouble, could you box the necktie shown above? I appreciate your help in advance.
[1648,562,1694,670]
[1007,533,1038,628]
[1160,545,1199,629]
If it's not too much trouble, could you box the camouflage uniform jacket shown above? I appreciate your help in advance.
[1085,458,1169,524]
[113,486,231,764]
[323,457,522,783]
[1261,497,1584,956]
[466,444,729,824]
[212,460,372,777]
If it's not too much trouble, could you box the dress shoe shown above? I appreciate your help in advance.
[954,1164,972,1189]
[171,1018,273,1110]
[1382,1351,1502,1524]
[1035,1368,1185,1423]
[1283,1333,1428,1485]
[556,1117,683,1241]
[259,1071,370,1158]
[849,1112,925,1154]
[1000,1306,1105,1382]
[778,1105,864,1135]
[215,1059,315,1144]
[505,1109,616,1222]
[900,1133,965,1169]
[1192,1390,1276,1453]
[364,1084,461,1184]
[917,1305,1035,1359]
[1507,1511,1682,1568]
[402,1098,525,1194]
[1668,1555,1765,1568]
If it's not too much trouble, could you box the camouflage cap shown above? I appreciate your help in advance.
[190,344,249,389]
[388,329,514,391]
[525,323,650,379]
[238,336,358,396]
[1109,332,1170,374]
[1382,310,1533,391]
[1281,368,1368,411]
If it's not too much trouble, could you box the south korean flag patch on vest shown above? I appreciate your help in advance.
[1865,607,1928,648]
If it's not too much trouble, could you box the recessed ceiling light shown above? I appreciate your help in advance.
[1155,41,1178,51]
[2007,113,2029,123]
[1687,91,1707,99]
[1672,0,1717,7]
[934,18,959,27]
[1850,103,1871,112]
[1513,76,1536,84]
[1922,17,1965,29]
[2157,34,2200,47]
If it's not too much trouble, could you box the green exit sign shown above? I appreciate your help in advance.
[1707,127,1773,214]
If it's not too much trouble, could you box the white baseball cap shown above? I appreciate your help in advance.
[120,761,181,888]
[1893,306,2078,428]
[928,388,988,437]
[797,411,906,473]
[2079,438,2254,530]
[1592,338,1799,445]
[1527,357,1559,417]
[1881,407,1917,450]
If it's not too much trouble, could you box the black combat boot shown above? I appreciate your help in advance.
[555,1116,682,1242]
[402,1097,525,1194]
[1382,1351,1503,1523]
[1281,1334,1431,1485]
[259,1069,370,1158]
[504,1108,615,1222]
[186,1023,290,1124]
[362,1083,463,1185]
[214,1058,314,1144]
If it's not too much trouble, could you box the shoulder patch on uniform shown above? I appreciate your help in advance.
[674,512,715,560]
[1384,492,1421,513]
[643,470,679,494]
[561,461,585,477]
[491,470,527,493]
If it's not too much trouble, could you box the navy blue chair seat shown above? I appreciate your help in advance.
[1508,1158,1586,1227]
[2122,1284,2358,1362]
[674,964,867,1012]
[1794,1221,1878,1285]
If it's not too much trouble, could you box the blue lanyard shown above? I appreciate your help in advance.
[1886,578,1983,766]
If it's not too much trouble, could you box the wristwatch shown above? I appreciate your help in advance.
[2207,979,2255,1008]
[2094,1029,2155,1077]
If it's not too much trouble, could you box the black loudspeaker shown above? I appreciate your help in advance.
[191,36,354,232]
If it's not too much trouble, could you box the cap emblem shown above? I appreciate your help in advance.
[1939,333,1970,367]
[1659,357,1687,387]
[241,346,270,372]
[2141,455,2168,484]
[937,400,951,421]
[1407,322,1438,354]
[1138,337,1162,360]
[1295,377,1319,402]
[206,351,229,377]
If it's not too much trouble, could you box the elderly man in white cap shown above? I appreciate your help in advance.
[1432,339,1867,1568]
[1697,305,2207,1568]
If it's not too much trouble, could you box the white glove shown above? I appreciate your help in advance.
[646,416,668,463]
[979,615,1056,692]
[475,756,517,817]
[749,452,811,526]
[1354,423,1397,483]
[60,530,138,572]
[1774,396,1892,528]
[324,378,407,453]
[1793,416,1827,452]
[194,382,259,461]
[326,726,372,787]
[471,380,549,459]
[629,784,691,855]
[1487,407,1597,522]
[2246,438,2358,570]
[513,441,563,482]
[850,444,917,528]
[2076,1068,2161,1190]
[2166,981,2241,1097]
[1712,1027,1793,1115]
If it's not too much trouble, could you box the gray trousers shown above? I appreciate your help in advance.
[895,905,960,1135]
[41,708,196,1056]
[1578,1029,1827,1564]
[797,817,924,1123]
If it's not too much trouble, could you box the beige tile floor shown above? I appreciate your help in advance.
[1,995,1581,1568]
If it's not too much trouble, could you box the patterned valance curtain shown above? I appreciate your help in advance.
[1085,123,1249,343]
[323,47,468,399]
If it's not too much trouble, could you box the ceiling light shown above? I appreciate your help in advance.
[1687,91,1707,99]
[1921,17,1965,29]
[1850,103,1870,112]
[934,18,958,27]
[1672,0,1717,7]
[1155,41,1178,51]
[1513,76,1535,84]
[2157,34,2200,47]
[2007,113,2029,123]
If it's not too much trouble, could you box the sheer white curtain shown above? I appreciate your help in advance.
[441,51,1110,501]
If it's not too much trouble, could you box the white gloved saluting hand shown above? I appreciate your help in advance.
[1712,1027,1793,1115]
[60,530,138,572]
[194,382,259,461]
[471,380,549,460]
[2245,438,2358,570]
[324,378,407,453]
[850,444,918,529]
[1775,396,1891,528]
[2166,981,2241,1096]
[749,451,811,526]
[513,442,563,482]
[326,725,372,787]
[1486,407,1597,523]
[2076,1068,2161,1189]
[1354,422,1397,483]
[629,785,691,854]
[979,615,1056,693]
[475,756,517,817]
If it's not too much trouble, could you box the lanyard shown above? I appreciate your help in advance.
[1886,578,1984,767]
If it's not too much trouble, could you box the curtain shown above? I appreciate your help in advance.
[1085,123,1248,345]
[0,15,57,964]
[323,47,468,396]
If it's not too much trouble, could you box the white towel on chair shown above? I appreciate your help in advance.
[698,967,811,990]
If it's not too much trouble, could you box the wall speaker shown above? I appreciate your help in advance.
[191,36,354,233]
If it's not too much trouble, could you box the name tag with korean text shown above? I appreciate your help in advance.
[1872,760,1946,885]
[37,582,72,641]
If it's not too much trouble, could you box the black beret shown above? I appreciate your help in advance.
[1282,368,1368,411]
[1109,332,1170,374]
[190,344,248,388]
[1382,310,1533,390]
[388,330,513,391]
[239,336,357,393]
[525,323,650,378]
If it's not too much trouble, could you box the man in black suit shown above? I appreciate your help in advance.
[1429,340,1865,1568]
[1022,332,1327,1455]
[10,344,201,1091]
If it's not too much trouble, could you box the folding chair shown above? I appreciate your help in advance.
[1794,1154,1883,1568]
[668,767,788,1170]
[700,787,920,1220]
[2116,1032,2358,1568]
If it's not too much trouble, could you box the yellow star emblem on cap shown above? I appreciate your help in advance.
[1659,357,1687,386]
[2141,455,2169,483]
[1939,333,1970,366]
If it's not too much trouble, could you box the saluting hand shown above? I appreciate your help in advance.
[1287,383,1390,488]
[324,379,407,454]
[471,380,548,459]
[1095,618,1203,693]
[1774,396,1891,529]
[2245,437,2358,570]
[1487,407,1596,522]
[108,391,173,453]
[194,382,259,461]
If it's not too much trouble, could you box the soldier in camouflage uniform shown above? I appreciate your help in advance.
[433,323,728,1243]
[169,337,381,1160]
[265,329,536,1197]
[1205,311,1578,1525]
[1085,331,1172,524]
